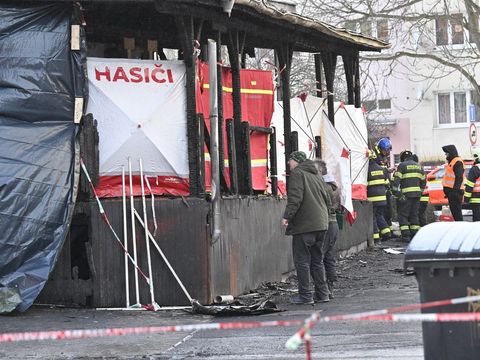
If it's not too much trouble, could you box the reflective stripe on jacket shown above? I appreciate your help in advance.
[393,160,425,198]
[465,164,480,204]
[442,157,465,190]
[367,160,387,206]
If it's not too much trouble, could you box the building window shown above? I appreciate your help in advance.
[363,99,392,112]
[377,20,389,41]
[360,20,372,37]
[344,19,389,41]
[435,14,464,45]
[437,91,470,125]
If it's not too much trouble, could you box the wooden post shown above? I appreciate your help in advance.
[314,53,323,98]
[226,119,238,195]
[321,52,337,126]
[175,16,201,196]
[228,29,245,194]
[269,127,278,196]
[353,52,361,108]
[343,55,355,105]
[277,43,293,182]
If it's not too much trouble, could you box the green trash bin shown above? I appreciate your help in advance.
[404,222,480,360]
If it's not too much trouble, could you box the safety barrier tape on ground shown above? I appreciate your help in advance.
[0,319,305,343]
[285,294,480,351]
[3,294,480,344]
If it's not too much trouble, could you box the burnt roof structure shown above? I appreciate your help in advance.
[42,0,388,194]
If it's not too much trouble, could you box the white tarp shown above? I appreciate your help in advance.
[86,58,189,196]
[271,95,369,214]
[334,103,369,200]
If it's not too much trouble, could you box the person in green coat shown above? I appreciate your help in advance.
[282,151,331,305]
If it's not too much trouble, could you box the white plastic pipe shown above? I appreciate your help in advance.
[128,158,141,306]
[139,158,158,310]
[122,166,130,308]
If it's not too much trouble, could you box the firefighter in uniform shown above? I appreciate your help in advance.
[392,150,425,242]
[413,154,429,226]
[374,138,393,226]
[464,147,480,222]
[367,151,391,242]
[441,144,465,221]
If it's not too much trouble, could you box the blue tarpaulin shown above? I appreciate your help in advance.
[0,2,86,312]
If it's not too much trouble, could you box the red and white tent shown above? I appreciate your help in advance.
[86,58,189,197]
[271,95,369,214]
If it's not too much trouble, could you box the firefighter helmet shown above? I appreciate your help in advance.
[377,138,392,151]
[400,149,413,162]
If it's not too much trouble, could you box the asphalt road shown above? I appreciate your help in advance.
[1,240,424,359]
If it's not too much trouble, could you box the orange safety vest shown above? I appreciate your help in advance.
[442,157,465,190]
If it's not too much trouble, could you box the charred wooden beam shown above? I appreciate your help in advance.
[269,127,278,196]
[277,42,293,180]
[226,119,238,195]
[176,15,201,196]
[353,52,361,108]
[314,53,323,98]
[343,54,355,105]
[321,51,337,126]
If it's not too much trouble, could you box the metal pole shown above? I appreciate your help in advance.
[122,166,130,308]
[209,39,221,243]
[128,158,141,307]
[139,158,159,310]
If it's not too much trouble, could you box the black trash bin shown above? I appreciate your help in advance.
[404,222,480,360]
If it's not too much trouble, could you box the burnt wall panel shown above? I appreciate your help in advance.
[41,197,210,307]
[210,197,294,298]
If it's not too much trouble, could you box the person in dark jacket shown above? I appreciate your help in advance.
[282,151,331,305]
[412,154,429,226]
[441,144,465,221]
[314,159,342,299]
[464,147,480,221]
[392,150,425,242]
[367,153,390,243]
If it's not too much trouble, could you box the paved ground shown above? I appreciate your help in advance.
[1,239,424,359]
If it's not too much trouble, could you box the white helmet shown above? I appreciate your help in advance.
[472,146,480,160]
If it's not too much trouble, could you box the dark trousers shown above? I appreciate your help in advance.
[322,222,339,283]
[446,191,463,221]
[419,201,428,226]
[384,190,393,226]
[292,231,328,300]
[397,197,420,237]
[472,204,480,222]
[373,205,390,238]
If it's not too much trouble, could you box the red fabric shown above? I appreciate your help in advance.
[96,175,189,198]
[346,210,358,226]
[197,62,274,191]
[351,184,367,200]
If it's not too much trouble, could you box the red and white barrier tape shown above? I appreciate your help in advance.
[0,319,304,343]
[286,294,480,350]
[79,158,151,285]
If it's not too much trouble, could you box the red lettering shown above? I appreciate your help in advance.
[112,67,129,82]
[144,68,150,83]
[151,66,166,83]
[167,69,174,83]
[129,67,142,83]
[95,67,111,81]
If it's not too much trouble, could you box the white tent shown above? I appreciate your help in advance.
[86,58,189,197]
[271,95,369,214]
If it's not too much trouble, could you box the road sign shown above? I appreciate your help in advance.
[470,123,477,145]
[470,104,476,122]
